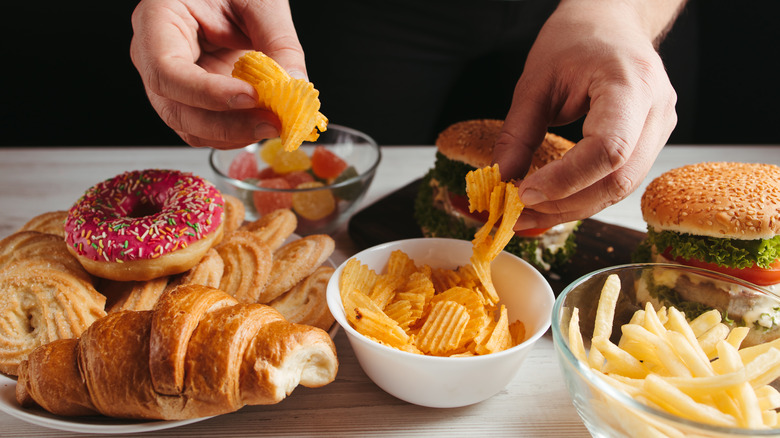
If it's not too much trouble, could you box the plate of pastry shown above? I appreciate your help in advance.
[0,203,339,432]
[0,375,208,434]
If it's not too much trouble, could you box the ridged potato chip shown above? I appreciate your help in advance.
[337,165,528,356]
[416,301,470,356]
[232,51,328,152]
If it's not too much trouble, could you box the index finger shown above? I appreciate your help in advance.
[518,79,652,205]
[130,0,258,111]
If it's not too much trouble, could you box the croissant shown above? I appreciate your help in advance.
[16,284,339,420]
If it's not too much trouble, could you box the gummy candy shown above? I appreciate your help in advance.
[271,149,311,174]
[292,181,336,220]
[311,146,348,179]
[228,151,259,180]
[252,178,293,215]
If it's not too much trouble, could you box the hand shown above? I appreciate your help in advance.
[492,0,678,230]
[130,0,305,149]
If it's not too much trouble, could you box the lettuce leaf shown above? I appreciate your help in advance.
[430,152,476,196]
[644,227,780,269]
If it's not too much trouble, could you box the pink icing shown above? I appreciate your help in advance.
[65,169,224,263]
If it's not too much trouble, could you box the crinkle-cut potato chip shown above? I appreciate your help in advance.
[344,289,409,348]
[338,164,529,357]
[416,301,470,356]
[339,258,378,302]
[465,165,524,306]
[386,250,417,278]
[429,266,461,294]
[369,273,405,310]
[384,299,415,330]
[465,163,501,213]
[232,51,328,152]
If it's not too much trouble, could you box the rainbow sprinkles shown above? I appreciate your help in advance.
[65,169,224,263]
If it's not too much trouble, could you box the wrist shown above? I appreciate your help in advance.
[554,0,686,46]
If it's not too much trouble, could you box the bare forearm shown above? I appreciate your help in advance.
[555,0,688,47]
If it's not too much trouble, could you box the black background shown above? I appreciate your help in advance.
[2,0,778,147]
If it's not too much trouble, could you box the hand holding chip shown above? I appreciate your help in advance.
[130,0,307,149]
[492,0,681,229]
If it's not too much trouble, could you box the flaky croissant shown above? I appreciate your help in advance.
[16,284,338,420]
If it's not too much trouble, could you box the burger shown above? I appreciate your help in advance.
[413,119,579,274]
[634,162,780,343]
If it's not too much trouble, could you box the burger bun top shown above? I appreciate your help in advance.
[435,119,575,174]
[641,162,780,240]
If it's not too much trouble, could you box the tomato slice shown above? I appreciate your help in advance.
[662,248,780,286]
[447,193,549,237]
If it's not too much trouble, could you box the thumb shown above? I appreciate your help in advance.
[239,0,308,80]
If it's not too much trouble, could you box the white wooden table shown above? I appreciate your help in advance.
[0,144,778,437]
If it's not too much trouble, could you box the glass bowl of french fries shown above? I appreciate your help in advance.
[209,124,381,235]
[552,263,780,437]
[326,237,555,408]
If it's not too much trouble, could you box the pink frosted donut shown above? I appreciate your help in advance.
[65,169,225,281]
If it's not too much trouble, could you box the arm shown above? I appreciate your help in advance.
[492,0,687,229]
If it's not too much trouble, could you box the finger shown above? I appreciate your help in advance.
[515,96,676,228]
[517,75,654,207]
[130,1,258,112]
[492,78,553,181]
[147,91,280,148]
[237,0,307,79]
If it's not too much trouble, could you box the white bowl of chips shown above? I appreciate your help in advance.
[326,237,554,408]
[553,263,780,437]
[209,124,380,235]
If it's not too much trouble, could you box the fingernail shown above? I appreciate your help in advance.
[254,122,279,140]
[288,70,308,81]
[520,189,547,206]
[228,93,257,109]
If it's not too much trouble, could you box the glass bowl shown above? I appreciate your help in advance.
[209,124,380,235]
[552,263,780,437]
[326,237,555,408]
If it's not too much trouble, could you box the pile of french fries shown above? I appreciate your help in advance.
[569,274,780,435]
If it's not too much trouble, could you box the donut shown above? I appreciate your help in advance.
[65,169,225,281]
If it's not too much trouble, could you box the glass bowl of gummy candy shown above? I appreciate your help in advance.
[209,124,381,235]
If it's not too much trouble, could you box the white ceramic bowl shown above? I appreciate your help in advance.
[326,238,555,408]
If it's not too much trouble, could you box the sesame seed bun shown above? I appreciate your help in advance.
[640,162,780,240]
[434,119,575,173]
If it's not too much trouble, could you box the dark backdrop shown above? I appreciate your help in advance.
[2,0,778,147]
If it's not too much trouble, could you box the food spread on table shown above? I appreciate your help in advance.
[3,50,780,434]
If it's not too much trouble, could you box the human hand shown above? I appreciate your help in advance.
[130,0,305,149]
[492,0,679,230]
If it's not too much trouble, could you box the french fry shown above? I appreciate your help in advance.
[688,309,722,337]
[590,274,621,369]
[642,374,738,427]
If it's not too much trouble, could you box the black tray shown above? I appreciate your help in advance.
[348,178,647,294]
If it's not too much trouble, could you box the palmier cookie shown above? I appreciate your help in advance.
[222,194,246,236]
[268,265,335,330]
[215,231,273,303]
[262,234,335,303]
[17,210,69,238]
[239,208,297,251]
[101,276,170,313]
[0,258,106,375]
[166,248,225,292]
[0,231,92,283]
